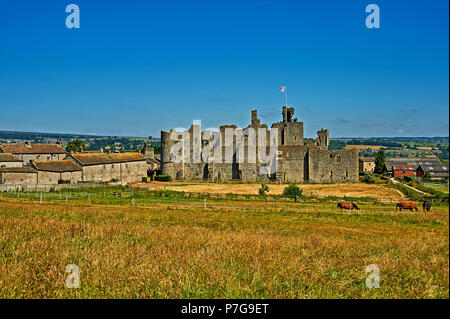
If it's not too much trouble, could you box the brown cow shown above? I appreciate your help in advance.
[396,202,418,212]
[337,202,360,210]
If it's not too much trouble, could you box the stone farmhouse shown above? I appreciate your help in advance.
[31,160,82,184]
[66,152,147,184]
[0,167,38,185]
[358,157,375,175]
[0,142,66,165]
[0,142,148,185]
[161,107,358,183]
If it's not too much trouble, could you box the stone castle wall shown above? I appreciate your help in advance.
[161,107,358,183]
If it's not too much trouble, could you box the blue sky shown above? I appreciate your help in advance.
[0,0,448,138]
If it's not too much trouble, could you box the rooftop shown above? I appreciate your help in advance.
[0,143,65,154]
[392,165,415,171]
[0,153,21,162]
[69,152,146,166]
[31,160,81,172]
[359,157,375,162]
[417,164,449,173]
[0,167,37,173]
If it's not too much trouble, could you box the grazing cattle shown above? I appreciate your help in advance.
[396,202,418,212]
[337,202,360,210]
[423,201,432,212]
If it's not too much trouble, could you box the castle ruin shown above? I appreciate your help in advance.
[160,106,358,183]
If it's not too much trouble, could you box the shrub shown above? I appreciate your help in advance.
[282,184,303,198]
[361,172,376,184]
[258,183,269,196]
[155,175,172,182]
[404,175,413,182]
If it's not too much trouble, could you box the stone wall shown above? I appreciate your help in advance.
[0,172,37,185]
[17,154,66,165]
[0,161,22,168]
[308,149,358,183]
[161,107,358,183]
[81,161,147,184]
[37,171,82,185]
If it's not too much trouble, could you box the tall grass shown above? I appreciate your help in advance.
[0,199,448,299]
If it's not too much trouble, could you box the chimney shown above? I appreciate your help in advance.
[56,140,62,147]
[25,141,31,148]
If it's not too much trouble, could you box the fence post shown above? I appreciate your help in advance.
[40,192,42,204]
[66,193,68,205]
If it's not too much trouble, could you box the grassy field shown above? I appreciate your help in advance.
[422,182,449,194]
[0,190,448,299]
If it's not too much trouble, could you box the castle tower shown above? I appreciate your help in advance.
[160,130,175,177]
[316,128,329,149]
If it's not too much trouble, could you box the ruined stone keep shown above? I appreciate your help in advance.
[161,107,358,183]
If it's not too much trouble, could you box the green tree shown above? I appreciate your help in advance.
[65,139,87,152]
[374,150,386,174]
[362,171,376,184]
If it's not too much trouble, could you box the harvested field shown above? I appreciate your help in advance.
[133,182,404,199]
[0,198,448,299]
[345,145,385,150]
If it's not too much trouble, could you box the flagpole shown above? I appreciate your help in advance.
[285,87,288,107]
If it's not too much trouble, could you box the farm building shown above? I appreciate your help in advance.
[0,153,22,168]
[31,160,82,184]
[384,156,442,176]
[65,152,147,184]
[0,167,38,185]
[391,165,415,179]
[358,157,375,175]
[416,164,449,181]
[0,142,66,165]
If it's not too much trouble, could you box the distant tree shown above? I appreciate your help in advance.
[374,150,386,174]
[424,171,431,179]
[258,183,270,196]
[362,172,376,184]
[65,139,87,152]
[328,140,346,151]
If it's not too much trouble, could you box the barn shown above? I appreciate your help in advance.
[391,165,415,178]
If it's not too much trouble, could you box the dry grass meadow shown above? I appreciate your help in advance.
[133,182,404,199]
[0,185,448,299]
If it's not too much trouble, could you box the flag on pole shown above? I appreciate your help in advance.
[280,86,286,92]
